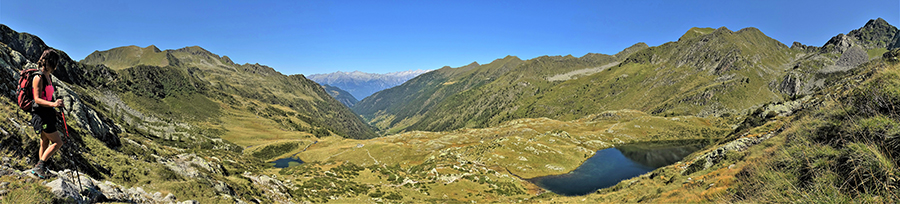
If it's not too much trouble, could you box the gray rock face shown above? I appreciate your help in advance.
[53,78,122,147]
[241,172,294,203]
[46,169,178,203]
[779,73,802,96]
[823,34,854,53]
[818,32,870,73]
[0,43,29,99]
[681,130,779,176]
[156,153,224,179]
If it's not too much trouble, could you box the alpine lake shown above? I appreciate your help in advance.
[528,139,709,196]
[270,156,304,168]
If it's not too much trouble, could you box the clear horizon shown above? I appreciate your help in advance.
[1,0,897,75]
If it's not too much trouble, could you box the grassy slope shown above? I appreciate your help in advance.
[353,58,523,134]
[516,27,795,120]
[356,27,795,134]
[82,46,377,141]
[354,50,633,134]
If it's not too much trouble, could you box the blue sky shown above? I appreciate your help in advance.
[1,0,897,75]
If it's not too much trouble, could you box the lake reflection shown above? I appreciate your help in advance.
[529,140,707,196]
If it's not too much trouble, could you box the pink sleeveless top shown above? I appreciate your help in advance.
[42,82,54,101]
[37,75,54,101]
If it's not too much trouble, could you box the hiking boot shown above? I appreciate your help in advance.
[30,161,52,179]
[31,167,51,179]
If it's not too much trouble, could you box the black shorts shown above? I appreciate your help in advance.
[31,107,58,134]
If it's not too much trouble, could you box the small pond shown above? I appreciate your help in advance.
[270,156,304,168]
[529,140,710,196]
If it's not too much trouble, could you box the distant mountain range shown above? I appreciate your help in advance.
[307,69,431,100]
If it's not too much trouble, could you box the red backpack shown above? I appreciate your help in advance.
[16,69,49,112]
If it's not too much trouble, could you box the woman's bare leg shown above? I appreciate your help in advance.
[40,131,63,161]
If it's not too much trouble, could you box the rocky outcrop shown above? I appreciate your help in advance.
[241,172,294,203]
[0,163,183,203]
[821,45,868,73]
[778,73,802,96]
[682,128,780,176]
[46,169,182,203]
[885,48,900,62]
[53,74,123,147]
[823,34,855,53]
[155,154,224,179]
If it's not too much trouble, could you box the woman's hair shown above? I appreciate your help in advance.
[38,49,60,72]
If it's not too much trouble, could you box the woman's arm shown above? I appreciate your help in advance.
[32,75,61,107]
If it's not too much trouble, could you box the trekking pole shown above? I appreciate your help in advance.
[59,106,86,201]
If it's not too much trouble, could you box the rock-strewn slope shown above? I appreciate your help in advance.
[0,24,324,203]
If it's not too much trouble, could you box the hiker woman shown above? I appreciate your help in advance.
[30,49,64,178]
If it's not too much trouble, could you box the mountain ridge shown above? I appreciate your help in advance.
[80,44,378,140]
[354,26,796,134]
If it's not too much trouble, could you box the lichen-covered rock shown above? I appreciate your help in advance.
[54,79,122,148]
[46,169,178,203]
[682,129,780,176]
[156,153,224,179]
[242,172,294,203]
[779,73,802,96]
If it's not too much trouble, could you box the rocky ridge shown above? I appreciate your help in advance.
[82,44,378,139]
